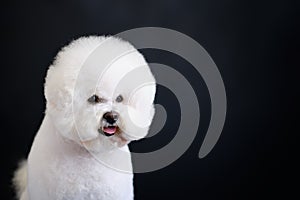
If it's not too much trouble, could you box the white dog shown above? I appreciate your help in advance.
[13,36,156,200]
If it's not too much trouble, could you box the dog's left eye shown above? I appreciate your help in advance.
[87,95,104,104]
[115,95,123,103]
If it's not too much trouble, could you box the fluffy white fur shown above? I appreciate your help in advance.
[13,36,156,200]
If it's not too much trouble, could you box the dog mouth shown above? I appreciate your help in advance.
[98,124,118,137]
[96,122,131,147]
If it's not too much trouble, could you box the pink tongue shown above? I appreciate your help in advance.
[103,126,117,134]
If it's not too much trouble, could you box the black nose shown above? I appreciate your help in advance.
[103,111,118,124]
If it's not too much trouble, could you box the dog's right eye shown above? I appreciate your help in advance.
[87,95,104,104]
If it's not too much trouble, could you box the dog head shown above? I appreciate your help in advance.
[45,36,156,152]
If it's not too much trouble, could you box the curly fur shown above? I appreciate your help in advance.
[13,36,156,200]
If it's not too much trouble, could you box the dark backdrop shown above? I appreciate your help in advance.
[0,0,298,199]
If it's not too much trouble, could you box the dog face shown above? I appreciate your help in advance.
[45,36,156,152]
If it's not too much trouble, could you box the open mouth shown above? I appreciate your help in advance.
[99,125,118,137]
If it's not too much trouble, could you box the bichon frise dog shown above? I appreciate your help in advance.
[13,36,156,200]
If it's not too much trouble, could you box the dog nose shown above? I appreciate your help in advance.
[103,111,118,124]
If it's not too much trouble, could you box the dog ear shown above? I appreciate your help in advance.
[44,65,74,113]
[131,84,156,110]
[43,64,80,141]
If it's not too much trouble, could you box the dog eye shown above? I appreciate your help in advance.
[87,95,104,104]
[115,95,123,103]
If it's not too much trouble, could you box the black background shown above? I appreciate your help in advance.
[0,0,298,199]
